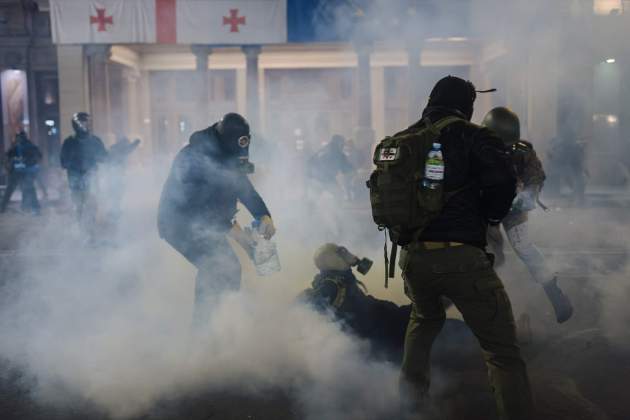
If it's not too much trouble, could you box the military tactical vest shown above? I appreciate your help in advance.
[367,116,461,246]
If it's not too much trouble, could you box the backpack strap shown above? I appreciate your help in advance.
[434,116,463,132]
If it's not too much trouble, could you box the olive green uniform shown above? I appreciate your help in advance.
[394,102,533,419]
[400,243,534,419]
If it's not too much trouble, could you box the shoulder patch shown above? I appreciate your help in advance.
[377,147,399,162]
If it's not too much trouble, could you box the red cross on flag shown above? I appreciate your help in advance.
[50,0,287,44]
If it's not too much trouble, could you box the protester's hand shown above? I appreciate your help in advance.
[258,215,276,240]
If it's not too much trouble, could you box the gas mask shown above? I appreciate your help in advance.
[235,134,255,174]
[338,246,373,275]
[314,243,373,275]
[216,113,254,174]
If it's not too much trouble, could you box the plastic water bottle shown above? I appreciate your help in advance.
[250,221,281,277]
[422,143,444,189]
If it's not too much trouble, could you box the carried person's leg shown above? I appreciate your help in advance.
[504,214,573,323]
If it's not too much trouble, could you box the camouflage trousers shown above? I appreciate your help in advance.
[399,243,534,420]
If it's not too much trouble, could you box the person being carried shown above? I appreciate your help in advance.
[482,107,573,323]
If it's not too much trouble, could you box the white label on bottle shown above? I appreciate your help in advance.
[425,164,444,180]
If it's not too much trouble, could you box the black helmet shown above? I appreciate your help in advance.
[72,112,91,135]
[481,107,520,146]
[427,76,477,120]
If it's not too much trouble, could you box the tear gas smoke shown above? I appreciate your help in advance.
[1,0,630,418]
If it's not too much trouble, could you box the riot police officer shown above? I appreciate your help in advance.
[482,107,573,323]
[60,112,108,240]
[158,113,276,326]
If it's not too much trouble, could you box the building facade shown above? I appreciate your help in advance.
[2,0,629,191]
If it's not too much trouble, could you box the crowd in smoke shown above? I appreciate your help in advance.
[0,0,629,419]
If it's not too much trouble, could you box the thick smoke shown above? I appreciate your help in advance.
[0,160,401,419]
[1,0,629,418]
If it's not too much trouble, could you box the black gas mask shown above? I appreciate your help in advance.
[216,113,255,174]
[336,246,373,275]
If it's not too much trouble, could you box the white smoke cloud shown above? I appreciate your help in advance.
[0,161,402,419]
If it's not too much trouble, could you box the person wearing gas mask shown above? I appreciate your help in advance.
[482,107,573,324]
[1,131,42,215]
[298,243,410,362]
[158,113,276,326]
[60,112,108,240]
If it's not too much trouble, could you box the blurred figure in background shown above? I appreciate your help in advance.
[307,134,354,200]
[107,136,141,220]
[60,112,108,243]
[0,131,42,215]
[483,107,573,324]
[546,133,588,206]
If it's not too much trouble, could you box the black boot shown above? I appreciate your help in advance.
[542,277,573,323]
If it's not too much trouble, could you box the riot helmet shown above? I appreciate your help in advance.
[72,112,92,136]
[481,107,520,146]
[216,113,253,173]
[427,76,477,121]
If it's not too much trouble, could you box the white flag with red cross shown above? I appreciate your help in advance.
[50,0,287,44]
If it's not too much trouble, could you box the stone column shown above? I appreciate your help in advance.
[57,45,88,144]
[191,45,212,126]
[85,44,112,144]
[407,44,423,124]
[242,45,262,130]
[123,68,141,141]
[354,42,375,163]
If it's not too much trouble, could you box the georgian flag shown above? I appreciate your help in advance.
[50,0,287,44]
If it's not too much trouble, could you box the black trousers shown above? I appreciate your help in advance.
[1,172,40,213]
[163,229,241,327]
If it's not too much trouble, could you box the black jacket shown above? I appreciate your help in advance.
[6,137,41,173]
[158,125,270,238]
[60,134,108,176]
[402,107,516,247]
